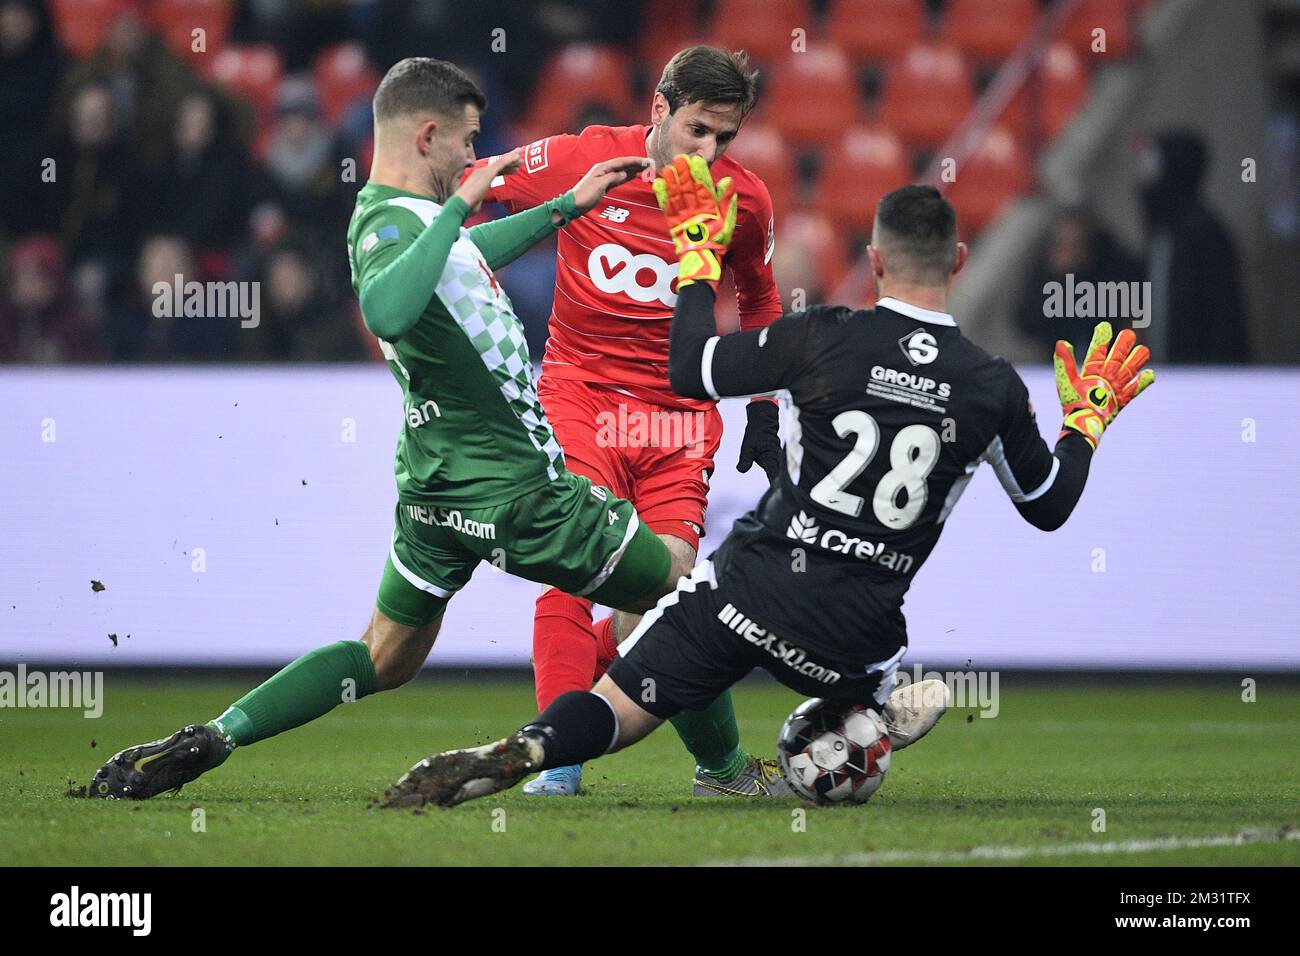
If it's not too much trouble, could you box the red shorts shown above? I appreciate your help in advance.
[538,377,722,551]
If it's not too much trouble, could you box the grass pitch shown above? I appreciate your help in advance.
[2,672,1297,866]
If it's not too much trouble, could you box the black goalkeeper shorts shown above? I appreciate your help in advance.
[606,559,905,719]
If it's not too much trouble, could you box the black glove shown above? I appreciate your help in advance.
[737,400,782,483]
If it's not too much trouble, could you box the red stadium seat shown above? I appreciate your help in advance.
[764,48,861,146]
[826,0,927,64]
[877,42,974,149]
[944,125,1031,234]
[637,0,704,78]
[1062,0,1140,59]
[204,45,285,121]
[940,0,1038,64]
[1004,42,1089,144]
[313,42,381,126]
[813,125,910,232]
[723,123,799,216]
[523,44,636,134]
[708,0,813,63]
[153,0,234,62]
[49,0,123,57]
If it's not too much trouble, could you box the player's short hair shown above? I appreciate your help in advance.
[373,58,487,123]
[656,45,759,117]
[873,185,960,281]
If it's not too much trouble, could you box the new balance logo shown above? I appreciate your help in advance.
[599,206,631,223]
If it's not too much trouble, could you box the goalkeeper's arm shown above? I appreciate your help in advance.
[992,320,1155,532]
[987,358,1098,532]
[667,283,809,399]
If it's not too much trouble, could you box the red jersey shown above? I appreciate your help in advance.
[475,124,782,410]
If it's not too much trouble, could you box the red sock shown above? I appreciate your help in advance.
[532,590,596,710]
[592,616,619,680]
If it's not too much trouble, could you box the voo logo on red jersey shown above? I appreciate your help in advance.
[587,243,677,306]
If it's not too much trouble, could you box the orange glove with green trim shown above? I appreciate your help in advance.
[1054,322,1156,450]
[652,153,738,290]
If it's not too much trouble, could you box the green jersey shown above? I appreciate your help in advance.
[347,182,579,507]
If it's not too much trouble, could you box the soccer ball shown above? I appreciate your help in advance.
[777,698,892,805]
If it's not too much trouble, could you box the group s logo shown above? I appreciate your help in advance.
[587,243,677,306]
[898,328,939,366]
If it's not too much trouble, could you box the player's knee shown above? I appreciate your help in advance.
[662,535,698,585]
[364,613,439,691]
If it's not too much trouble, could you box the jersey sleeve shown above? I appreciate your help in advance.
[983,360,1093,531]
[668,283,814,400]
[469,135,584,212]
[727,177,782,332]
[352,197,470,341]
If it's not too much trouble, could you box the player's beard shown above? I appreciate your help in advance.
[646,119,671,173]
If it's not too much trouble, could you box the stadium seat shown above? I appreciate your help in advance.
[153,0,234,62]
[940,0,1038,64]
[523,44,636,134]
[877,43,974,149]
[812,125,910,232]
[205,45,285,119]
[764,48,861,146]
[944,125,1030,234]
[313,42,381,126]
[1062,0,1140,58]
[1004,42,1089,144]
[707,0,813,64]
[722,123,799,216]
[637,0,704,77]
[773,210,851,300]
[825,0,927,64]
[49,0,123,57]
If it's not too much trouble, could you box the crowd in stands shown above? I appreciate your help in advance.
[5,0,1222,366]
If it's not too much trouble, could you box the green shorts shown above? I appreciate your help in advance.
[375,471,671,627]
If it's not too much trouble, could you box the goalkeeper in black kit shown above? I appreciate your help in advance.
[379,165,1156,809]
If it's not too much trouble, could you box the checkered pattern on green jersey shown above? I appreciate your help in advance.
[388,195,565,481]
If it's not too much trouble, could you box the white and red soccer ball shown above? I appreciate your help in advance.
[777,698,892,804]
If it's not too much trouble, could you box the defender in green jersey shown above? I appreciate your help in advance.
[89,58,777,803]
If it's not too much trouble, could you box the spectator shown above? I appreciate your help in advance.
[0,234,99,362]
[42,78,145,266]
[1138,129,1250,363]
[0,0,70,240]
[59,1,199,174]
[116,233,234,361]
[1015,206,1143,356]
[244,242,363,361]
[263,77,345,231]
[153,89,254,259]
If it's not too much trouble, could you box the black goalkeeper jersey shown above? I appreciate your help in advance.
[669,286,1092,664]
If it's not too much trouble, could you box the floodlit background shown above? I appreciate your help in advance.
[1,0,1296,671]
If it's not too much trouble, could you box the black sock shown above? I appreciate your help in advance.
[522,691,618,769]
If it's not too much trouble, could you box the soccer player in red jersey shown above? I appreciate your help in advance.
[469,46,785,796]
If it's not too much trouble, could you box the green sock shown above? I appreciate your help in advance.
[208,640,377,748]
[669,690,747,780]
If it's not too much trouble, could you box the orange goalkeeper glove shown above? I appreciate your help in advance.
[1054,322,1156,450]
[652,153,738,290]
